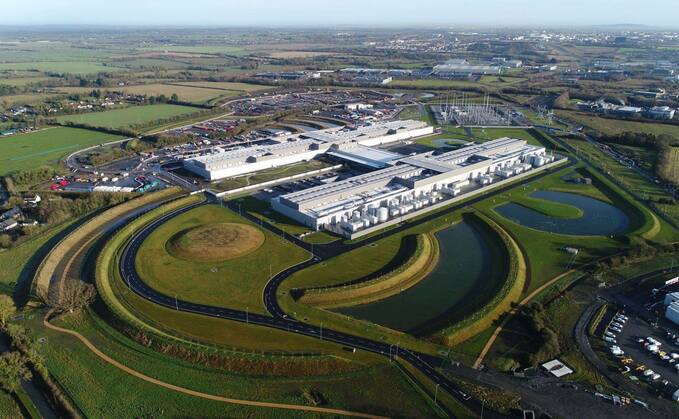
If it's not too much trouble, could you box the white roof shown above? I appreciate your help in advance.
[541,359,574,378]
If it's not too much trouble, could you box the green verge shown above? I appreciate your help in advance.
[134,203,309,314]
[97,196,382,356]
[24,311,435,418]
[299,233,440,309]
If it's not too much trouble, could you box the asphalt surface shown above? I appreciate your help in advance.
[115,160,577,418]
[574,269,679,417]
[119,201,498,417]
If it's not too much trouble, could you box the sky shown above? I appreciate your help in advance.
[2,0,678,28]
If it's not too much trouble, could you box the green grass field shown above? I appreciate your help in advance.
[172,81,274,92]
[0,61,120,74]
[135,204,309,314]
[0,127,123,175]
[57,83,237,104]
[392,76,526,90]
[556,110,679,137]
[20,310,435,418]
[57,104,200,129]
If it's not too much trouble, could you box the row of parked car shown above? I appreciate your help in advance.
[637,336,679,373]
[606,312,628,356]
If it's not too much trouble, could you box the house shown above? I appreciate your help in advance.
[0,219,18,232]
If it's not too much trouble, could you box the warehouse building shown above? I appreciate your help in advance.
[182,120,433,180]
[272,137,556,236]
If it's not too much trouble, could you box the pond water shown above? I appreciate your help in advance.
[495,190,630,236]
[337,220,507,333]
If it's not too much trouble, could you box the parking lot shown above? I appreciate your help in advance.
[601,308,679,389]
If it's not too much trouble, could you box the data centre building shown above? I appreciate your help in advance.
[182,120,434,180]
[272,137,552,235]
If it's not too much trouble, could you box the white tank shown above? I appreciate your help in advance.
[378,207,389,222]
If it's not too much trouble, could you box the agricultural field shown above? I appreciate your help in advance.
[0,127,123,175]
[110,83,236,104]
[658,146,679,185]
[556,110,679,137]
[0,61,121,74]
[0,76,53,86]
[135,204,309,314]
[174,81,275,92]
[56,104,200,129]
[392,76,526,90]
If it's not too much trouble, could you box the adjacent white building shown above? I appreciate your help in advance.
[273,137,553,236]
[666,301,679,326]
[182,120,433,180]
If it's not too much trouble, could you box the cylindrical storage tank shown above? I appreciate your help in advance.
[378,207,389,222]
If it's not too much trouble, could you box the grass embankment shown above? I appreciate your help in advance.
[299,233,439,309]
[32,188,181,300]
[0,127,123,175]
[575,141,676,240]
[429,213,526,346]
[135,203,309,314]
[98,195,338,353]
[25,311,434,418]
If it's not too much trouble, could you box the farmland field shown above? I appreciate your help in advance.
[170,81,274,92]
[93,83,235,103]
[57,104,200,129]
[556,110,679,137]
[0,127,123,175]
[0,61,121,74]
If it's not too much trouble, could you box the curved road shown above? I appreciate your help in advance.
[119,202,498,417]
[116,161,575,417]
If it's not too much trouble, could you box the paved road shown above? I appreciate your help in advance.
[119,201,502,417]
[114,159,576,418]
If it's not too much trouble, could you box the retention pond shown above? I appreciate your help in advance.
[337,219,508,333]
[495,190,630,236]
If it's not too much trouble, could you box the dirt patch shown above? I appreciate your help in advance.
[167,223,264,262]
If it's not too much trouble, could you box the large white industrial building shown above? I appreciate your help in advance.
[182,120,434,180]
[273,137,557,236]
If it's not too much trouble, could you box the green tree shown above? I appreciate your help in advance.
[0,352,31,393]
[0,295,15,329]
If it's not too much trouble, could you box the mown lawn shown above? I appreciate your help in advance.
[135,204,309,314]
[57,104,200,129]
[0,127,123,175]
[20,310,436,418]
